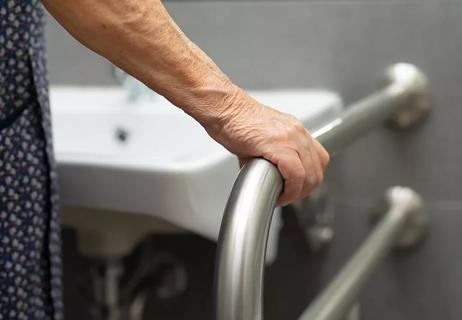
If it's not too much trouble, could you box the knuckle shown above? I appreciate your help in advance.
[294,121,305,132]
[285,115,302,131]
[275,131,290,143]
[286,125,298,137]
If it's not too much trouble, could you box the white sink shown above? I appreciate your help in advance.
[51,86,342,258]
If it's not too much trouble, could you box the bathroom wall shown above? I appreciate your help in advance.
[45,1,462,319]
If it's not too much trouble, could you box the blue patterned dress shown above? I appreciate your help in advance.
[0,1,63,319]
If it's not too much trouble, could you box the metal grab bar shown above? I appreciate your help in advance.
[298,186,426,320]
[214,63,431,320]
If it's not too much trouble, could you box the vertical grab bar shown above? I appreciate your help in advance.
[214,63,431,320]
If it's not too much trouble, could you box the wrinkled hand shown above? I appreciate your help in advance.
[204,88,330,207]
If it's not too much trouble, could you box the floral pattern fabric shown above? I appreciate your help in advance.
[0,0,63,319]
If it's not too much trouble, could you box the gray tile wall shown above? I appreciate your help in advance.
[45,1,462,319]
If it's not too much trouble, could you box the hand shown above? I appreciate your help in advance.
[204,88,330,207]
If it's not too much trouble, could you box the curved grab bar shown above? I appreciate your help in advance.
[214,63,431,320]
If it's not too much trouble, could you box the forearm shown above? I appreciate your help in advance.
[42,0,330,206]
[42,0,241,126]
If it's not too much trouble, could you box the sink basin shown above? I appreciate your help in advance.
[51,86,342,258]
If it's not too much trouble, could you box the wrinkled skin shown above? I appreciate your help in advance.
[43,0,330,206]
[205,88,330,206]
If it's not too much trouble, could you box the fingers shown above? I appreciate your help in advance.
[272,129,330,206]
[221,102,331,207]
[297,132,324,200]
[311,134,330,169]
[265,149,305,207]
[298,144,323,200]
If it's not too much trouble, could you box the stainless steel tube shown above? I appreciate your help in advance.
[215,160,283,320]
[214,64,430,320]
[298,187,425,320]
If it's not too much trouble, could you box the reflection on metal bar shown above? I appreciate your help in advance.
[299,187,426,320]
[214,63,431,320]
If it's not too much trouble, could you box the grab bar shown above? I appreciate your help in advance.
[298,186,426,320]
[214,63,431,320]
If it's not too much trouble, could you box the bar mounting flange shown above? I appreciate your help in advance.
[386,63,432,129]
[373,186,427,248]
